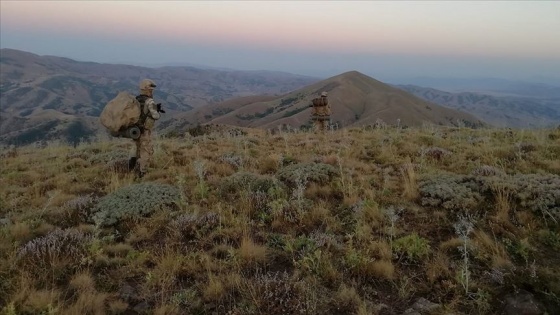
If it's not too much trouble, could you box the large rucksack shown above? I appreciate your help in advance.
[311,97,331,116]
[100,92,147,139]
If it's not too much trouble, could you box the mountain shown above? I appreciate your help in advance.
[0,48,318,145]
[394,76,560,98]
[159,71,484,133]
[396,85,560,128]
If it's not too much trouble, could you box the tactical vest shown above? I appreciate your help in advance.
[312,97,329,107]
[311,96,331,116]
[135,95,150,127]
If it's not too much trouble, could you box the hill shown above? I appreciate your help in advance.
[161,71,484,133]
[1,126,559,314]
[0,48,318,145]
[396,85,560,128]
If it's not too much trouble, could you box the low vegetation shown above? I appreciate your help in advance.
[1,125,559,314]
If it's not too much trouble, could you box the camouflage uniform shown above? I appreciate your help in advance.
[134,79,161,177]
[310,91,331,132]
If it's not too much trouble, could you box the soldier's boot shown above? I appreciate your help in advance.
[128,157,138,172]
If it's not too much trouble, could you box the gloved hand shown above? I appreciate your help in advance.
[156,103,166,113]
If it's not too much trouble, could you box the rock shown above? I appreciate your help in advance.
[0,218,11,227]
[132,301,150,314]
[503,290,543,315]
[373,303,393,315]
[402,298,441,315]
[119,283,137,302]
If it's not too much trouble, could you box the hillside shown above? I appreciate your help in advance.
[396,85,560,128]
[1,126,559,314]
[161,71,484,133]
[0,48,318,145]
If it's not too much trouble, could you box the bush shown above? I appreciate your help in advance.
[418,174,483,211]
[17,228,92,277]
[511,174,560,221]
[87,151,129,165]
[276,163,339,187]
[471,165,505,177]
[219,152,244,169]
[91,182,181,226]
[393,233,431,261]
[252,271,309,314]
[171,212,220,240]
[62,194,99,223]
[219,172,285,197]
[421,147,452,161]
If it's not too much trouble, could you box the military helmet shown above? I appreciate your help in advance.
[321,91,328,97]
[139,79,157,91]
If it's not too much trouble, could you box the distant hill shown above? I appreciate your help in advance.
[0,48,318,145]
[394,76,560,98]
[396,85,560,128]
[159,71,484,134]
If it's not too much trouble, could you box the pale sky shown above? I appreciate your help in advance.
[1,1,559,83]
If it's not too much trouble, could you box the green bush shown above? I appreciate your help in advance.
[394,233,431,261]
[219,172,286,197]
[512,174,560,221]
[418,174,483,211]
[91,182,181,226]
[276,162,339,187]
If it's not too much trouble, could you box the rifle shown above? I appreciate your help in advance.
[156,103,166,113]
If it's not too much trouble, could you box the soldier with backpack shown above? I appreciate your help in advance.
[309,91,331,132]
[132,79,165,178]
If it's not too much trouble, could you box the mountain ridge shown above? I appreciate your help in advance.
[0,48,318,145]
[396,84,560,128]
[159,70,484,133]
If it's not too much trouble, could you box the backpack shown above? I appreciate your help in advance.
[99,92,148,139]
[311,97,331,116]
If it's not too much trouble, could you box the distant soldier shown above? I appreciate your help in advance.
[132,79,165,178]
[309,91,331,132]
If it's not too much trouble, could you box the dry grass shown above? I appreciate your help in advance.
[1,126,559,314]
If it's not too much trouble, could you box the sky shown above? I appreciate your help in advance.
[1,1,560,84]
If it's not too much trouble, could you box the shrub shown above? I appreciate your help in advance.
[91,182,181,226]
[17,228,92,277]
[393,233,431,261]
[276,163,339,187]
[538,230,560,251]
[421,147,452,161]
[418,174,483,211]
[219,152,244,169]
[471,165,505,177]
[252,271,309,314]
[106,158,134,173]
[219,172,285,197]
[171,212,220,240]
[87,151,129,165]
[63,194,99,223]
[511,174,560,221]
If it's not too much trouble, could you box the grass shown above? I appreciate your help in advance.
[0,125,559,314]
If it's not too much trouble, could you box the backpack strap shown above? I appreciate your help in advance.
[136,95,149,127]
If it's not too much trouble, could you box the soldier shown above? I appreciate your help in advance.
[310,91,331,132]
[132,79,164,178]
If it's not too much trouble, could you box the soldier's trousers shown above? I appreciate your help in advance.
[133,129,153,174]
[313,117,330,132]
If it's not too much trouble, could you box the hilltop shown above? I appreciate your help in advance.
[1,126,559,314]
[161,71,484,133]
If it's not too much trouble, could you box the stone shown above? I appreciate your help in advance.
[502,290,543,315]
[402,298,441,315]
